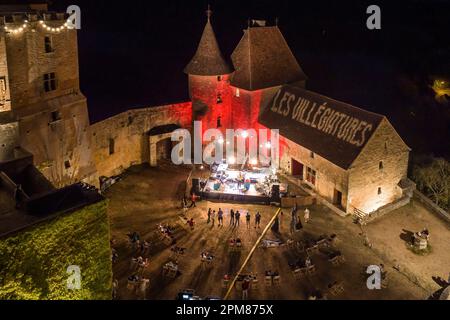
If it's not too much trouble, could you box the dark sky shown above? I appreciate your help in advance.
[47,0,450,157]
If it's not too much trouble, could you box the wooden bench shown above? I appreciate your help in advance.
[306,265,316,276]
[306,244,319,255]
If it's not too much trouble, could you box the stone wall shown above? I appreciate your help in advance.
[5,26,79,110]
[413,189,450,223]
[0,121,19,161]
[2,21,94,188]
[17,94,95,188]
[0,36,11,112]
[348,118,410,214]
[90,102,192,179]
[189,74,231,134]
[280,136,350,210]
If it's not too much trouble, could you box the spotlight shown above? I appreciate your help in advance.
[265,142,271,149]
[228,156,236,164]
[218,138,224,144]
[241,131,248,138]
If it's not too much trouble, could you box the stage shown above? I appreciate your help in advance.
[198,164,287,204]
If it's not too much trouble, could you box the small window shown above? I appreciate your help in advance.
[217,75,222,82]
[109,138,115,155]
[50,110,61,122]
[216,116,222,128]
[64,160,71,169]
[378,187,382,195]
[235,88,240,97]
[379,161,383,170]
[310,151,315,159]
[217,94,222,104]
[44,36,53,53]
[43,72,57,92]
[384,141,388,151]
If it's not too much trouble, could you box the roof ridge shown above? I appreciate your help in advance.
[285,85,385,119]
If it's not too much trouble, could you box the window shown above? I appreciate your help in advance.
[310,151,315,159]
[216,116,222,128]
[217,75,222,82]
[306,167,316,185]
[64,160,71,169]
[109,138,115,155]
[216,94,222,104]
[50,110,61,122]
[235,88,240,97]
[44,36,53,53]
[378,187,382,195]
[43,73,57,92]
[379,161,383,170]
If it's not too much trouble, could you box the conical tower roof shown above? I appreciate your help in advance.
[184,7,233,76]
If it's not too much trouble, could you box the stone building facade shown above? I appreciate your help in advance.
[0,4,412,218]
[0,9,95,187]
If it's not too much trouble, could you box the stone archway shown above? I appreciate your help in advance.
[147,124,180,167]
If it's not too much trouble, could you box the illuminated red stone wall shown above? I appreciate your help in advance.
[188,74,231,135]
[230,87,264,131]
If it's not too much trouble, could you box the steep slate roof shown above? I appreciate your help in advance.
[184,14,233,76]
[231,26,307,91]
[259,85,386,169]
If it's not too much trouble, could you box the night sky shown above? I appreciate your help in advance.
[47,0,450,158]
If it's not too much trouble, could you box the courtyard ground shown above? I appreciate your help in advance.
[105,163,448,300]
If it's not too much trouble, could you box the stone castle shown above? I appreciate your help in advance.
[0,3,414,227]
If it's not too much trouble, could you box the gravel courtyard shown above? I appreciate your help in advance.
[105,163,448,300]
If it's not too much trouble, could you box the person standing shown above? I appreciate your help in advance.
[235,210,240,227]
[304,208,310,223]
[246,211,251,229]
[207,208,211,224]
[189,193,197,208]
[139,277,150,300]
[242,278,250,300]
[230,209,235,226]
[255,212,261,228]
[211,210,216,227]
[218,208,224,227]
[290,210,297,234]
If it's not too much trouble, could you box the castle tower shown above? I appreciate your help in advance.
[0,5,97,187]
[230,22,307,131]
[184,6,233,135]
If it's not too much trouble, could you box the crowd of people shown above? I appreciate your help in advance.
[205,207,263,229]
